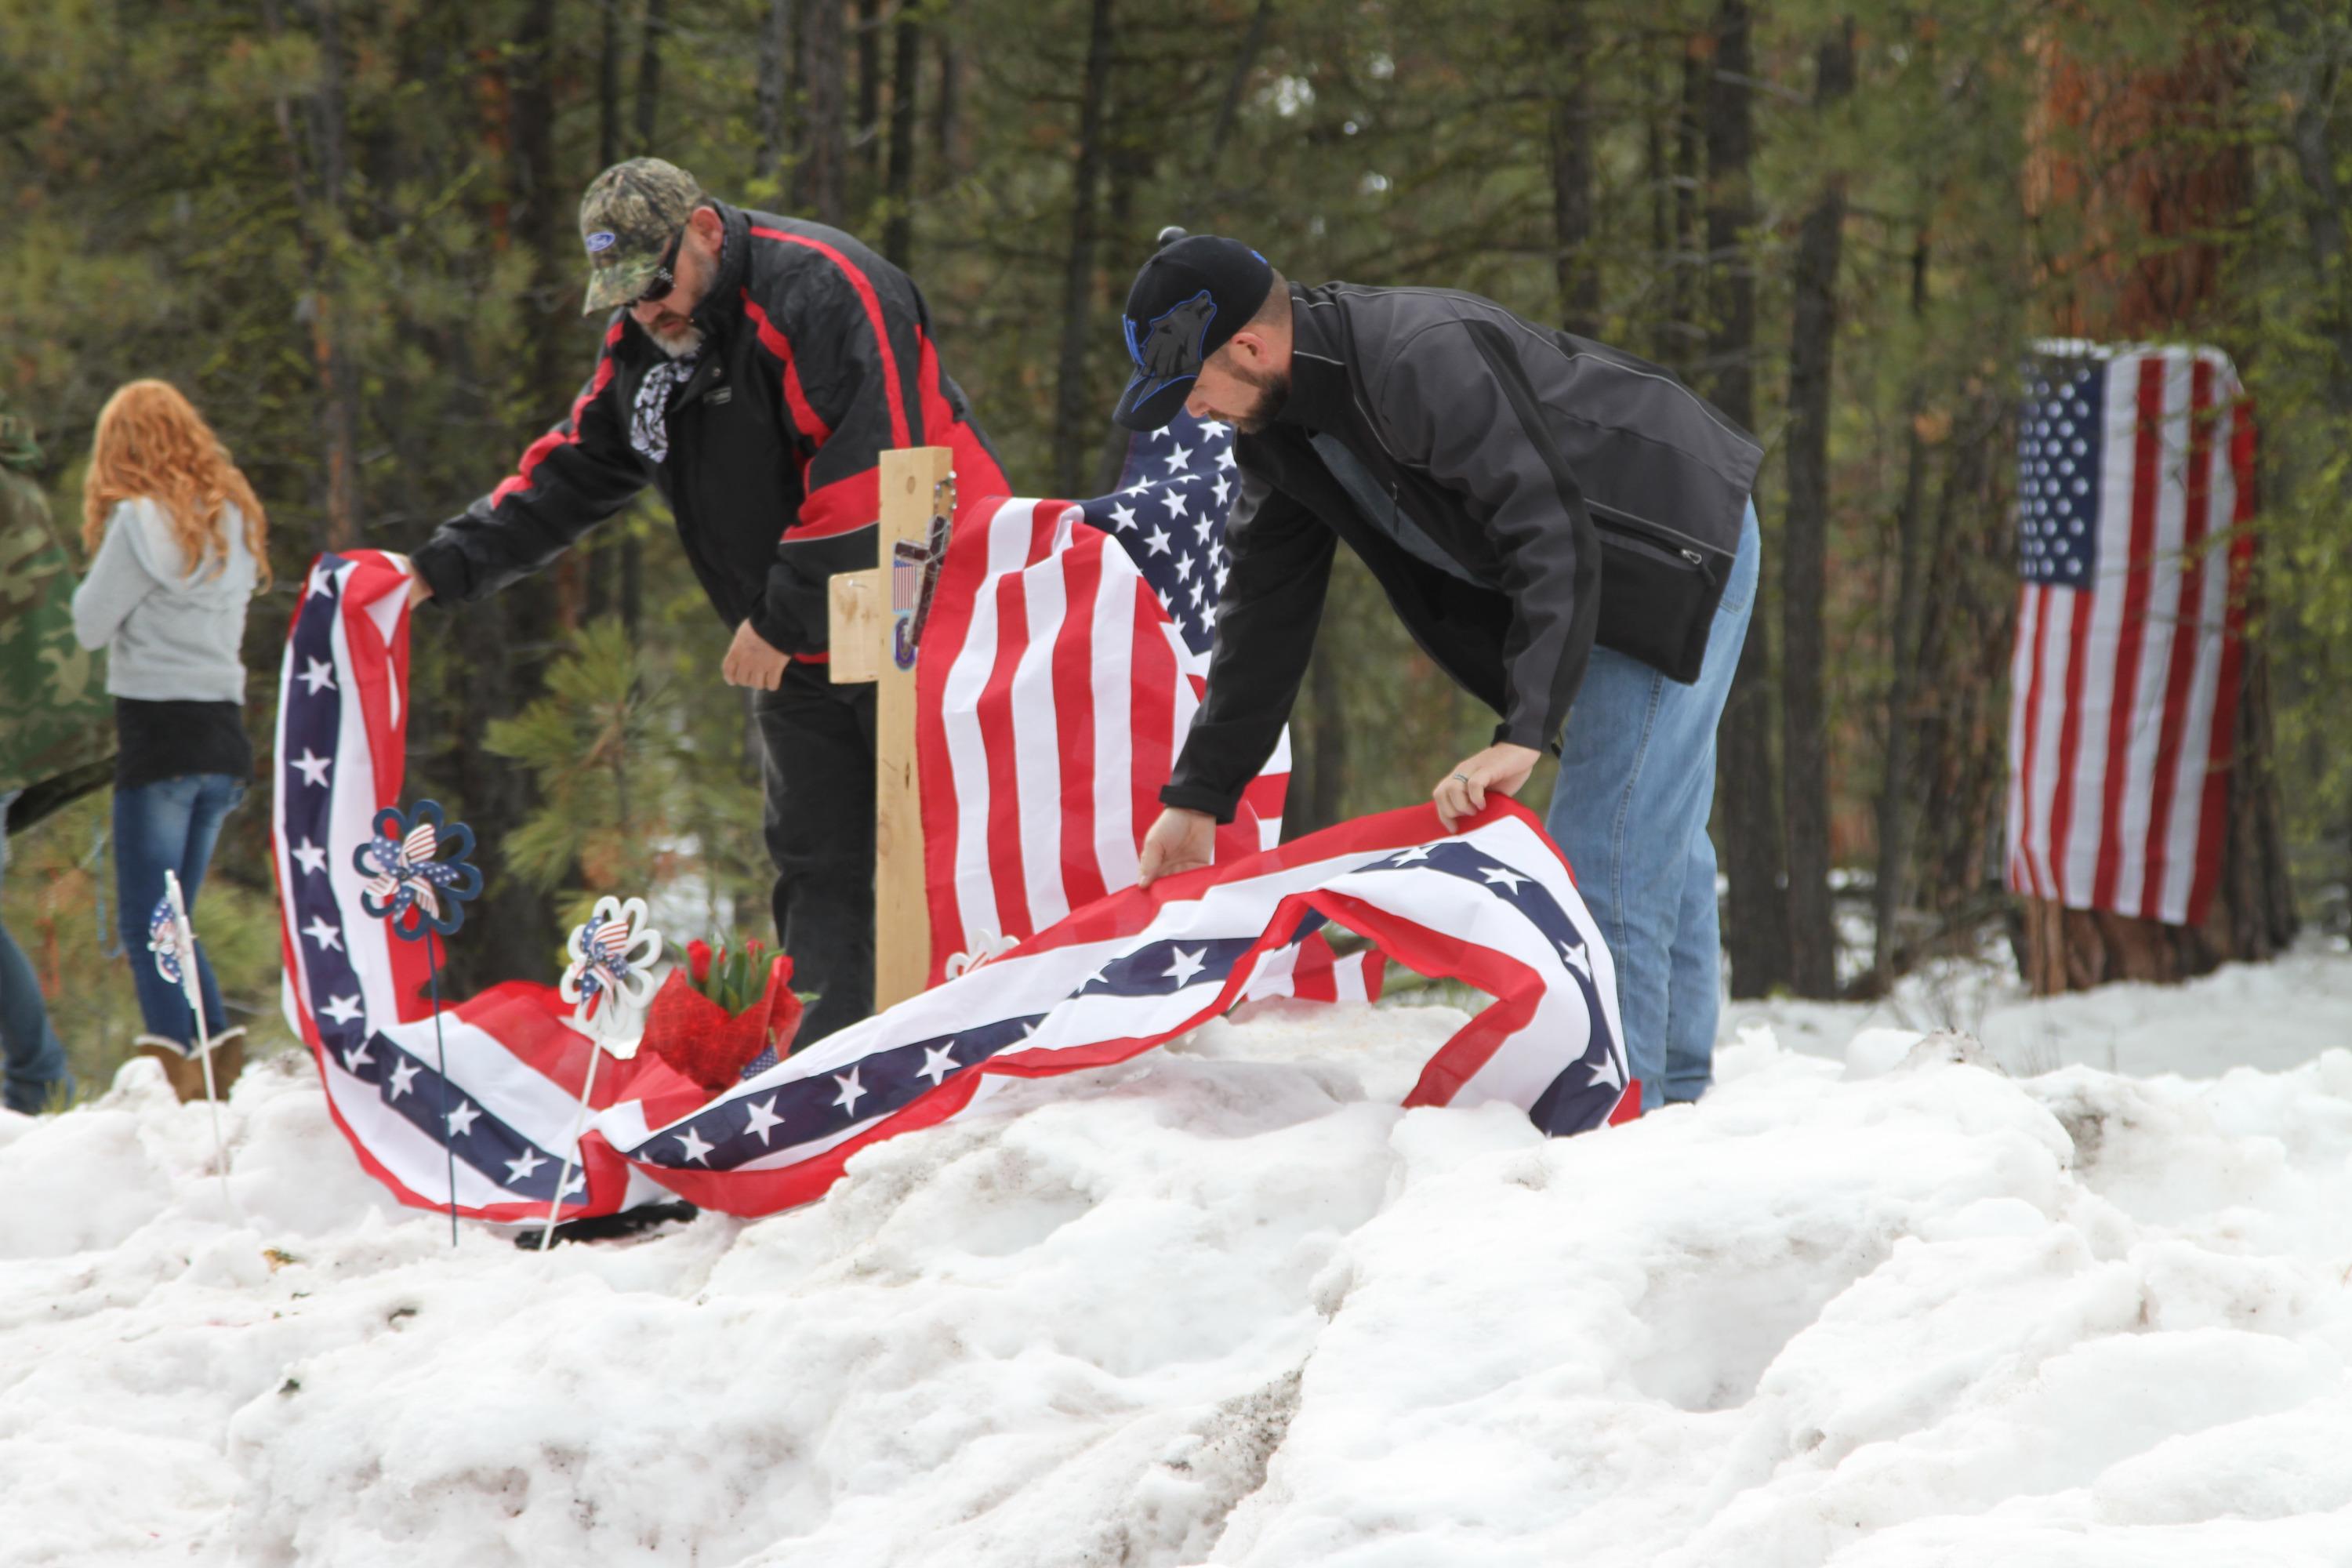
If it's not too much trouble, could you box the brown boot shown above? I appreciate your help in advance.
[132,1037,203,1102]
[132,1029,246,1103]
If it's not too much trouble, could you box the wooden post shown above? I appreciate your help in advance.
[829,447,954,1013]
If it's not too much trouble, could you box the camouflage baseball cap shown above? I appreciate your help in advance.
[579,158,706,316]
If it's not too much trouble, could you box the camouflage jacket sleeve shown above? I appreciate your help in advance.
[0,472,114,804]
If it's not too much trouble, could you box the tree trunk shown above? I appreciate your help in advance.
[439,0,575,992]
[759,0,797,198]
[1548,0,1599,338]
[882,8,920,266]
[633,0,668,154]
[510,0,587,631]
[260,0,362,553]
[1051,0,1115,497]
[587,0,626,624]
[857,0,884,186]
[1658,40,1704,372]
[1704,0,1788,999]
[1871,234,1933,985]
[599,0,623,169]
[2019,24,2292,991]
[1779,21,1853,999]
[935,16,963,165]
[1198,0,1274,196]
[797,0,848,225]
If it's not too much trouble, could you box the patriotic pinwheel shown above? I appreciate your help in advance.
[560,895,665,1043]
[541,895,665,1252]
[353,800,482,940]
[351,799,481,1244]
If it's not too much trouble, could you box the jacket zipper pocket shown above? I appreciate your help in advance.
[1586,500,1730,562]
[1602,526,1715,579]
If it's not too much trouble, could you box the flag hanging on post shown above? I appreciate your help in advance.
[2002,341,2256,928]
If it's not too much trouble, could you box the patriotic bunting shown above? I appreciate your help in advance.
[276,550,1630,1229]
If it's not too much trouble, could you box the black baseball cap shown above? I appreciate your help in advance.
[1112,232,1275,431]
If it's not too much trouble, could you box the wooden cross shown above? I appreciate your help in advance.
[827,447,955,1014]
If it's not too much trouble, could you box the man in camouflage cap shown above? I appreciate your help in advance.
[0,394,107,1112]
[405,158,1007,1044]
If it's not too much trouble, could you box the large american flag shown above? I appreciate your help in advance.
[914,410,1303,989]
[2003,342,2256,927]
[274,553,1627,1225]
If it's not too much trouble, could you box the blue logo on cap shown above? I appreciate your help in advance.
[586,230,618,254]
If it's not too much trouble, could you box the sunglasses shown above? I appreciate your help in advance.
[626,227,688,309]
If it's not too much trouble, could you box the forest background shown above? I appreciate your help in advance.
[4,0,2349,1092]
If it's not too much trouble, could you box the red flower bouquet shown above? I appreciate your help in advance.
[639,938,805,1093]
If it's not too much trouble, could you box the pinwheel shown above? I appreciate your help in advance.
[354,800,483,938]
[541,897,666,1251]
[351,799,482,1243]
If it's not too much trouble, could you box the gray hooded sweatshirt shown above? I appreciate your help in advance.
[71,497,255,702]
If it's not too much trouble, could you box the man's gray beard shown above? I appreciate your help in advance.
[650,323,704,359]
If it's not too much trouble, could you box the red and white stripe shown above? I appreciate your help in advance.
[2004,343,2256,928]
[916,497,1293,988]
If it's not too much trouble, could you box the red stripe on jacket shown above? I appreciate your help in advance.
[492,321,624,506]
[741,291,833,448]
[746,225,911,448]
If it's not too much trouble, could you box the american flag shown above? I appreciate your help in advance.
[274,554,1622,1225]
[2003,342,2256,927]
[1078,409,1240,662]
[913,410,1304,991]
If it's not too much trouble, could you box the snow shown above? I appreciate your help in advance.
[5,949,2352,1565]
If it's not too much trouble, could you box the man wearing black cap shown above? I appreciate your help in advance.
[1120,235,1762,1111]
[404,158,1007,1044]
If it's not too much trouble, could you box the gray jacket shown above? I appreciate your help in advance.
[1162,281,1762,822]
[71,497,255,702]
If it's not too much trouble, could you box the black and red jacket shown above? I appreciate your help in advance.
[412,201,1006,656]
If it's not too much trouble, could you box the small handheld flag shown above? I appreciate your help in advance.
[151,872,231,1210]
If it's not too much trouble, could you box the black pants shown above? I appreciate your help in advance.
[755,663,876,1047]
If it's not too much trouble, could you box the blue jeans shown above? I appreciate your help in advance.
[1545,505,1760,1110]
[114,774,245,1052]
[0,791,73,1113]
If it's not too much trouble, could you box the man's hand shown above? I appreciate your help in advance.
[1432,742,1541,831]
[1138,807,1216,889]
[723,619,792,691]
[405,566,432,608]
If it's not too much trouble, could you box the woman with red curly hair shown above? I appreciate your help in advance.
[71,380,268,1084]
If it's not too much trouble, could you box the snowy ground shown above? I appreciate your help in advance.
[6,946,2352,1566]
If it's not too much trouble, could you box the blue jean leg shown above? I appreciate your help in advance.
[0,791,73,1113]
[1545,506,1760,1109]
[114,774,245,1049]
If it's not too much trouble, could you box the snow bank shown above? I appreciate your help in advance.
[5,967,2352,1566]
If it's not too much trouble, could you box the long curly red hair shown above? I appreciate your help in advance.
[82,379,270,586]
